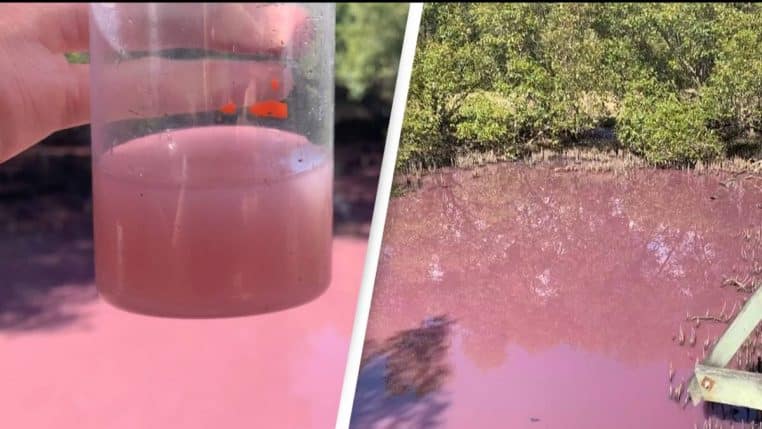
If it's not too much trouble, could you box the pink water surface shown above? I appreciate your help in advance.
[0,238,365,429]
[93,126,333,317]
[352,164,762,429]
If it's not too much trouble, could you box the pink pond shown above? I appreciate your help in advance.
[352,164,762,429]
[0,238,365,429]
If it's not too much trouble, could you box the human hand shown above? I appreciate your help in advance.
[0,3,311,163]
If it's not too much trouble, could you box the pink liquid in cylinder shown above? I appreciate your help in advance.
[92,126,333,317]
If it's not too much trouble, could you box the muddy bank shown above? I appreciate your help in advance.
[354,163,762,429]
[396,148,762,198]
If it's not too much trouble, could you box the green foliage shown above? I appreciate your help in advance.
[701,8,762,139]
[455,92,520,153]
[64,52,90,64]
[336,3,408,102]
[400,3,762,172]
[400,4,500,168]
[618,94,722,165]
[397,101,444,168]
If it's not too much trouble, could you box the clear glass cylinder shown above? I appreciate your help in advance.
[89,3,335,318]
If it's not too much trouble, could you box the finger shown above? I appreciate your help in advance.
[25,3,90,53]
[0,59,89,163]
[95,58,294,122]
[91,3,312,56]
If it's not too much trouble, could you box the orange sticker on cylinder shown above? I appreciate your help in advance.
[219,102,237,115]
[248,100,288,119]
[270,79,280,91]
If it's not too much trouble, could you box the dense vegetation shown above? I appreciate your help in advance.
[399,3,762,171]
[336,3,408,104]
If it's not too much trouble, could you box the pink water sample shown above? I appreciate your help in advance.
[92,126,333,317]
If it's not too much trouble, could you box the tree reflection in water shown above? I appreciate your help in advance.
[351,315,454,429]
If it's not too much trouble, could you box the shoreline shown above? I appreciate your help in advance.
[394,147,762,196]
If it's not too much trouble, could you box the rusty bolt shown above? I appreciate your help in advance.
[701,376,715,391]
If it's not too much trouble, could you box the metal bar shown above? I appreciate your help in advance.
[689,286,762,405]
[693,364,762,411]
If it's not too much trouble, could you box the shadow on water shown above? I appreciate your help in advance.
[0,126,97,331]
[0,201,96,332]
[350,315,454,429]
[704,402,762,425]
[0,232,96,332]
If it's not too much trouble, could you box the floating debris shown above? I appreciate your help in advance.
[674,382,684,402]
[723,276,757,293]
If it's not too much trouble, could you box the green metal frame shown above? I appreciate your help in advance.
[688,285,762,409]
